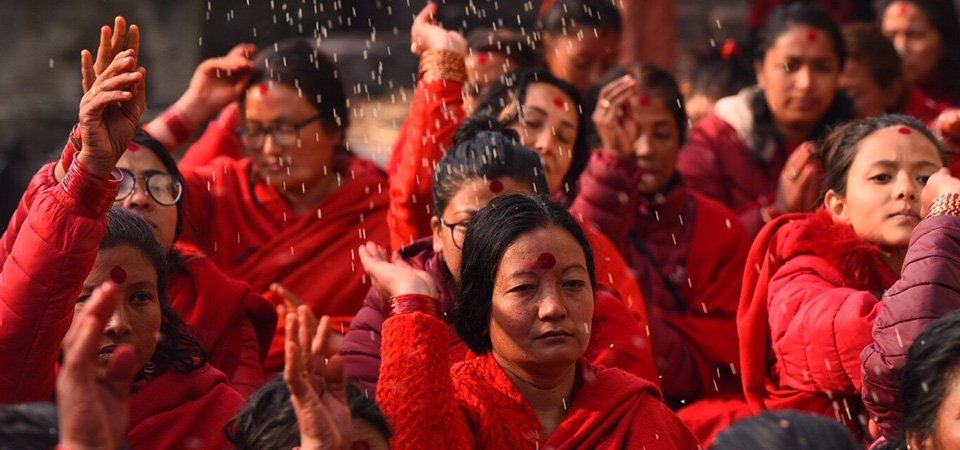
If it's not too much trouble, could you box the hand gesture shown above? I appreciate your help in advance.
[267,282,306,311]
[79,49,146,179]
[592,75,640,157]
[81,16,140,94]
[411,3,467,55]
[57,282,139,450]
[938,109,960,148]
[284,307,351,450]
[357,241,437,301]
[775,142,822,214]
[175,43,256,123]
[921,168,960,217]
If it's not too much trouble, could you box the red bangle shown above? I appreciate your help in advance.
[60,124,83,173]
[61,158,122,214]
[385,294,442,318]
[162,106,193,145]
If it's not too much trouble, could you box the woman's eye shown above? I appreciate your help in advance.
[508,284,536,294]
[77,294,91,304]
[563,280,587,289]
[918,175,931,185]
[132,292,153,304]
[870,174,892,183]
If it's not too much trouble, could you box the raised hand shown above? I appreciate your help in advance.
[82,16,140,94]
[593,75,640,157]
[410,3,467,55]
[57,282,140,450]
[357,241,437,301]
[174,43,256,124]
[284,307,351,450]
[775,142,822,214]
[921,168,960,217]
[79,49,146,179]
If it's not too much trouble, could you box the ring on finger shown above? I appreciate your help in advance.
[789,168,799,181]
[600,98,612,109]
[91,86,99,97]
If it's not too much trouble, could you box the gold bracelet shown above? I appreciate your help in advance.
[928,193,960,217]
[418,49,466,84]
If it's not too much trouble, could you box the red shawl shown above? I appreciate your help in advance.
[127,365,245,450]
[168,243,277,395]
[177,156,390,372]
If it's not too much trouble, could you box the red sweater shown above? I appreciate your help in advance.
[739,209,898,437]
[378,312,700,449]
[340,238,659,398]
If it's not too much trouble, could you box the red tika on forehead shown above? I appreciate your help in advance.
[489,179,504,193]
[806,29,818,42]
[110,266,127,284]
[553,97,566,108]
[258,84,270,96]
[898,126,912,134]
[638,95,652,107]
[535,252,556,270]
[127,143,141,152]
[898,2,912,16]
[476,52,490,65]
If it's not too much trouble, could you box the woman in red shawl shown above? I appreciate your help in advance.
[737,114,951,439]
[0,51,243,449]
[569,63,752,444]
[359,194,698,449]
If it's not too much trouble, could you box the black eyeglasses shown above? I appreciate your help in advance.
[116,168,183,206]
[238,114,324,150]
[440,217,470,249]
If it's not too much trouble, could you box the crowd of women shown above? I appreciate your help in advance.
[4,0,960,448]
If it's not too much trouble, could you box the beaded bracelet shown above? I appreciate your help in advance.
[385,294,443,319]
[61,157,122,214]
[928,193,960,217]
[419,49,467,84]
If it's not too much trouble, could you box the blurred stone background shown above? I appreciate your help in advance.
[0,0,754,223]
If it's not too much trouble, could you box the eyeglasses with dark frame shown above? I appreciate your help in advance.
[115,168,184,206]
[440,217,470,249]
[238,114,324,150]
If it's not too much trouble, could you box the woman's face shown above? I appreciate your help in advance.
[840,59,899,118]
[488,225,594,380]
[243,82,341,194]
[628,94,681,194]
[76,246,162,377]
[543,27,619,95]
[909,372,960,450]
[825,126,942,252]
[464,52,515,113]
[756,25,841,134]
[115,149,179,252]
[432,177,533,279]
[507,82,579,193]
[882,1,944,84]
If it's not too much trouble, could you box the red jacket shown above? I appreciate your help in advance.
[378,312,699,449]
[340,238,659,398]
[0,172,243,450]
[2,162,277,394]
[739,209,898,437]
[861,214,960,438]
[571,152,749,403]
[678,88,802,237]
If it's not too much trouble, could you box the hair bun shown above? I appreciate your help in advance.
[452,116,519,145]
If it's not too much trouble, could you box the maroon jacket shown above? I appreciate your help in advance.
[339,238,659,398]
[677,88,800,238]
[861,214,960,438]
[570,152,749,413]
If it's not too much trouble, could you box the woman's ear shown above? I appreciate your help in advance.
[824,189,849,223]
[431,216,444,254]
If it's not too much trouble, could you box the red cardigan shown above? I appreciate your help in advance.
[739,209,898,437]
[340,238,659,398]
[378,311,700,449]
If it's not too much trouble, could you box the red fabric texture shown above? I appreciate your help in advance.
[127,365,245,450]
[340,238,659,398]
[738,208,898,437]
[378,312,699,450]
[386,77,466,250]
[861,215,960,438]
[168,243,277,396]
[175,151,390,372]
[571,152,749,403]
[901,87,950,124]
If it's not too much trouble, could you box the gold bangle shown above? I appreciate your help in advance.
[928,193,960,217]
[418,49,466,84]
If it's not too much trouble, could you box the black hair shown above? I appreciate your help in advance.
[245,38,349,148]
[466,27,540,69]
[226,375,391,449]
[455,194,595,354]
[710,410,860,450]
[586,63,689,149]
[433,117,549,218]
[887,310,960,449]
[843,22,903,91]
[817,114,945,202]
[473,69,588,199]
[129,129,184,244]
[750,2,853,165]
[0,402,58,450]
[101,207,205,375]
[686,39,755,102]
[538,0,623,35]
[881,0,960,96]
